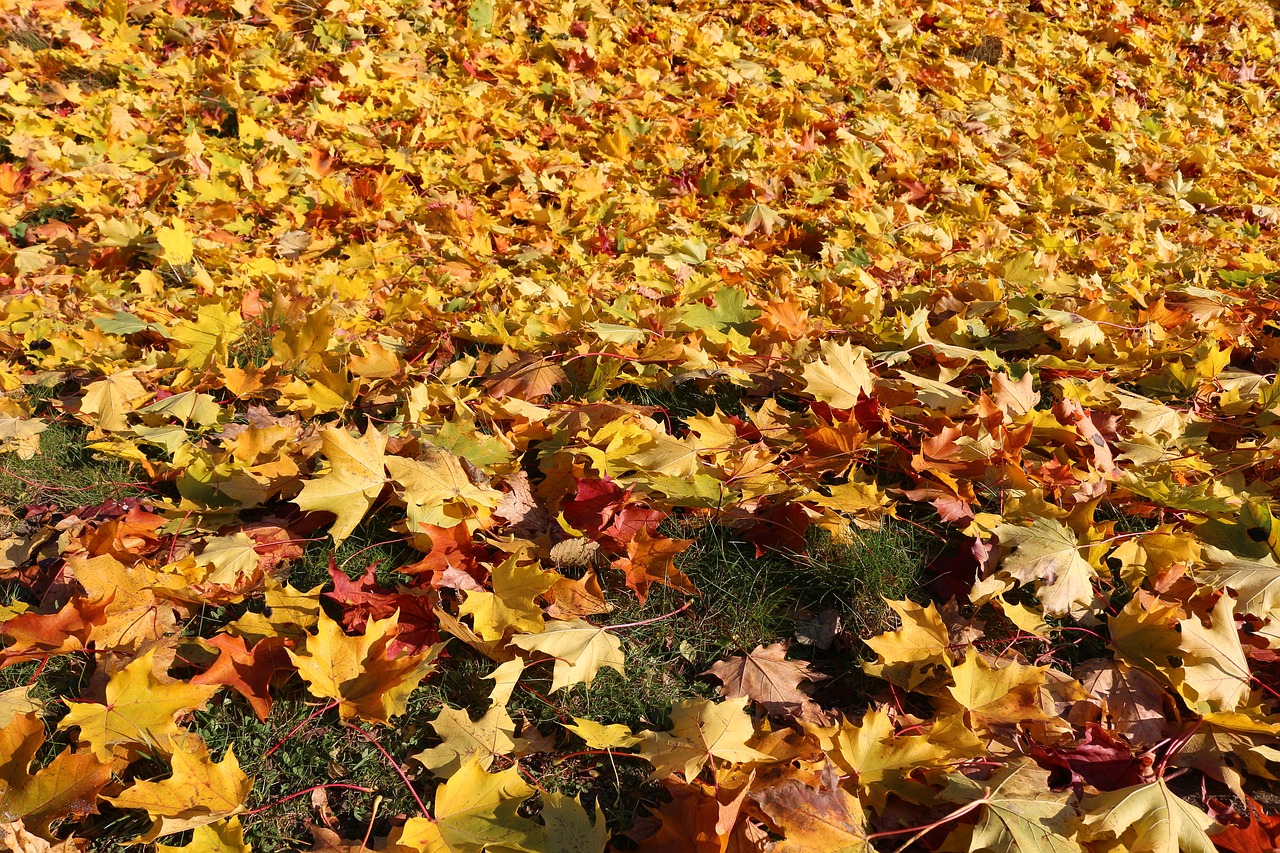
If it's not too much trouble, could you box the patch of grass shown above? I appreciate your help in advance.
[615,376,749,425]
[0,421,146,516]
[284,508,421,592]
[500,517,933,736]
[190,687,430,853]
[228,320,277,369]
[0,651,96,707]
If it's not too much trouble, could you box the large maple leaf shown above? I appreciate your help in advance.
[288,610,442,724]
[293,424,388,545]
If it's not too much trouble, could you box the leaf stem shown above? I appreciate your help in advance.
[242,782,376,816]
[555,749,649,762]
[264,700,337,760]
[604,600,692,630]
[865,790,991,853]
[348,723,432,820]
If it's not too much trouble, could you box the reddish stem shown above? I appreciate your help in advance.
[865,790,991,853]
[604,601,693,630]
[264,700,338,760]
[242,782,376,816]
[555,749,649,762]
[1155,720,1202,779]
[168,510,193,564]
[340,536,410,571]
[1253,675,1280,705]
[25,656,48,686]
[348,724,431,819]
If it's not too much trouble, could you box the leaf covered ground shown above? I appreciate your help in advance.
[2,0,1280,850]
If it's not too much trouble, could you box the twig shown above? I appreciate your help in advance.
[242,783,376,815]
[604,601,693,630]
[348,724,431,819]
[264,700,338,760]
[359,795,382,853]
[866,790,991,853]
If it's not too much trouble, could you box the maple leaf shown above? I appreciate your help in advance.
[0,416,45,459]
[105,734,250,840]
[58,648,219,760]
[190,634,291,721]
[1211,797,1280,853]
[79,371,149,434]
[1069,659,1170,745]
[536,792,609,853]
[801,341,874,410]
[401,523,486,584]
[69,553,181,654]
[1027,723,1145,791]
[992,517,1098,617]
[413,705,517,777]
[1174,595,1252,713]
[324,559,439,655]
[631,777,753,853]
[385,758,538,853]
[862,599,953,691]
[386,445,503,530]
[293,424,388,545]
[288,610,442,724]
[753,773,868,853]
[609,528,697,604]
[937,649,1054,734]
[704,642,825,720]
[155,817,250,853]
[1,819,86,852]
[803,708,966,806]
[458,554,558,641]
[194,533,264,587]
[638,697,772,781]
[0,596,110,667]
[1199,545,1280,617]
[1170,712,1280,800]
[545,570,612,620]
[509,619,625,692]
[937,758,1082,853]
[562,717,642,750]
[0,712,118,838]
[224,576,322,644]
[1080,779,1218,853]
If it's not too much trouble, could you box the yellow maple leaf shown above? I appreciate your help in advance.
[801,340,875,410]
[156,817,250,853]
[862,599,952,691]
[156,218,195,266]
[638,697,771,781]
[288,609,442,724]
[58,648,218,760]
[509,619,625,693]
[293,424,388,545]
[106,734,250,841]
[385,446,502,530]
[458,554,558,641]
[412,704,517,777]
[80,371,149,434]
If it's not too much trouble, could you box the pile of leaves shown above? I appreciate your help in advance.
[3,0,1280,848]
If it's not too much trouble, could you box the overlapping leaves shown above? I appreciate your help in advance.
[2,0,1280,848]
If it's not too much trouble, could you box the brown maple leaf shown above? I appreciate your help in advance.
[705,642,827,722]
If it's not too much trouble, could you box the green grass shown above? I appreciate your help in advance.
[228,320,277,370]
[615,376,749,424]
[284,508,422,592]
[190,689,429,852]
[0,421,146,517]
